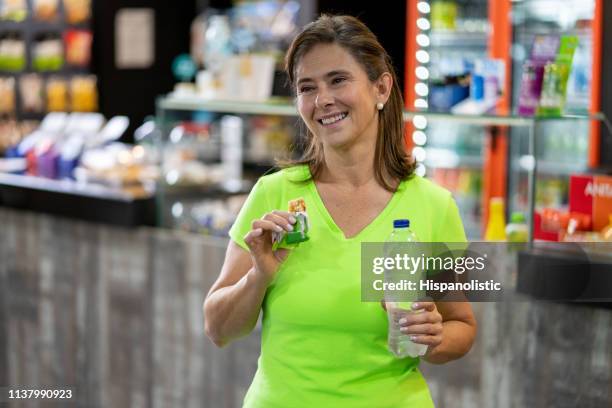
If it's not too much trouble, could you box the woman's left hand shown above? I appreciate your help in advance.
[398,301,443,350]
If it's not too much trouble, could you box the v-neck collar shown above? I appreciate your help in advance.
[305,168,407,241]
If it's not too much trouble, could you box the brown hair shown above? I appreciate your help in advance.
[281,14,415,191]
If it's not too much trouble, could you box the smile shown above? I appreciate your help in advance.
[318,112,348,126]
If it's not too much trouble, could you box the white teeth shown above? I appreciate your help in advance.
[320,113,347,125]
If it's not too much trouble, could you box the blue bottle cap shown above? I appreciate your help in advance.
[393,219,410,228]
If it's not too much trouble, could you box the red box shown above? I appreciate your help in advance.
[569,174,612,231]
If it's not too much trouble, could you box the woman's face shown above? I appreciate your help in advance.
[295,43,389,150]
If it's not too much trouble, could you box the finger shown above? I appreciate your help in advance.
[400,323,441,336]
[408,334,441,346]
[398,311,442,326]
[262,213,294,231]
[270,210,297,224]
[252,219,285,233]
[412,301,436,312]
[244,228,264,247]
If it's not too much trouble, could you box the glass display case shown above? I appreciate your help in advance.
[508,0,598,229]
[405,0,604,240]
[155,96,301,235]
[156,95,607,241]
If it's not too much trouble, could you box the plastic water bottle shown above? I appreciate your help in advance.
[385,219,429,358]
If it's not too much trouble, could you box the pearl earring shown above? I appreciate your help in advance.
[376,102,384,111]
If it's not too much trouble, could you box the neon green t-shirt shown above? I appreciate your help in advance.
[229,165,466,408]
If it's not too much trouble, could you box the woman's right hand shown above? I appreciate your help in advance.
[244,211,296,283]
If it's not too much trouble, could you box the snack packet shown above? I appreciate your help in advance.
[273,197,309,247]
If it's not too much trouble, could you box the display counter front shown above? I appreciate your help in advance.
[1,207,610,407]
[0,172,156,227]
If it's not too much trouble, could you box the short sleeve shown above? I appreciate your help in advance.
[228,178,273,250]
[436,194,467,242]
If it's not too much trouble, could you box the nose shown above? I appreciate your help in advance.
[315,86,334,109]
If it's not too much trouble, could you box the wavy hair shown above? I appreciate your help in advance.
[281,14,415,190]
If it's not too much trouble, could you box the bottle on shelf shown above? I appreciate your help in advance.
[484,197,507,241]
[385,219,429,359]
[506,212,529,243]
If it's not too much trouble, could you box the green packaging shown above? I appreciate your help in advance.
[537,35,579,117]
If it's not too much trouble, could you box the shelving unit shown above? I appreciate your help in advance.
[429,30,488,48]
[156,94,606,240]
[155,96,301,233]
[157,96,298,116]
[0,1,95,121]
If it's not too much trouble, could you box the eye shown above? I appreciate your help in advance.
[298,85,315,94]
[332,76,346,85]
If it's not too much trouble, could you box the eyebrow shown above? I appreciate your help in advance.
[296,70,352,86]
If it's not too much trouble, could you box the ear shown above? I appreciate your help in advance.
[374,72,393,104]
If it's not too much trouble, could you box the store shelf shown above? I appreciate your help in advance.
[429,30,488,48]
[158,96,298,116]
[157,96,602,128]
[0,173,152,201]
[515,156,588,175]
[405,110,602,127]
[424,147,483,169]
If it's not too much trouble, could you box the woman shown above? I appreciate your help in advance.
[204,14,477,407]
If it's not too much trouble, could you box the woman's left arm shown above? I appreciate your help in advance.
[399,301,477,364]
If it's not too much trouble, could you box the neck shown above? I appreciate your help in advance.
[319,138,376,188]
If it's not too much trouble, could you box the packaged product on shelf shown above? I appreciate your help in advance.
[162,121,229,187]
[537,35,579,117]
[0,0,27,21]
[46,76,68,111]
[0,119,20,153]
[70,75,97,112]
[247,116,293,162]
[57,134,83,179]
[569,174,612,231]
[33,0,59,21]
[19,74,45,112]
[230,0,300,50]
[431,0,457,30]
[185,195,247,235]
[451,59,505,115]
[0,76,16,114]
[33,34,64,71]
[429,74,470,112]
[220,115,243,191]
[64,29,92,67]
[0,34,26,71]
[77,142,159,193]
[63,0,90,24]
[517,35,559,116]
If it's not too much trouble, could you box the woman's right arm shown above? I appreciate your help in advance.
[204,212,295,347]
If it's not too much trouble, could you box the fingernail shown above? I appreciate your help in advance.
[285,224,293,231]
[289,216,296,224]
[399,318,407,325]
[410,335,418,341]
[412,303,419,310]
[275,225,283,232]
